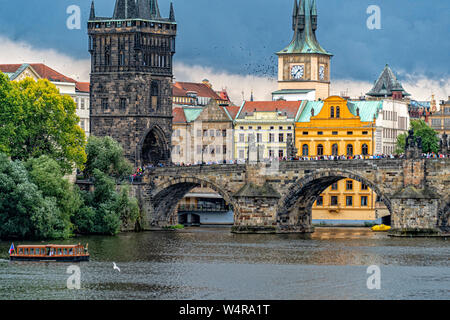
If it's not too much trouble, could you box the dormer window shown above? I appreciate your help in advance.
[330,106,335,118]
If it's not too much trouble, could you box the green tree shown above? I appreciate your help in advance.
[26,156,81,237]
[0,73,87,174]
[0,153,71,240]
[396,119,439,154]
[84,136,133,180]
[73,170,122,235]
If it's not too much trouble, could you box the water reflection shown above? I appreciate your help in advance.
[0,227,448,300]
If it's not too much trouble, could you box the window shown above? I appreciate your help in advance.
[316,196,323,206]
[347,131,353,135]
[80,119,85,130]
[318,131,323,135]
[216,130,221,137]
[269,133,274,142]
[279,126,283,130]
[362,144,369,155]
[248,126,253,130]
[317,144,324,156]
[346,196,353,207]
[101,98,108,110]
[239,150,245,159]
[346,180,353,190]
[331,182,338,190]
[270,126,274,130]
[362,131,368,135]
[332,131,338,135]
[287,126,292,130]
[197,145,202,154]
[120,98,126,110]
[361,183,369,190]
[223,145,227,155]
[330,196,338,206]
[278,149,284,158]
[302,144,309,156]
[239,134,245,142]
[279,133,284,142]
[80,99,85,110]
[336,106,340,118]
[332,144,338,156]
[257,126,262,130]
[257,133,262,142]
[330,106,335,118]
[240,126,244,130]
[119,52,125,66]
[361,196,368,207]
[150,81,159,108]
[222,129,227,137]
[347,144,353,156]
[303,131,309,135]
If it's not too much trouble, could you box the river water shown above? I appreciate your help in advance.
[0,227,448,300]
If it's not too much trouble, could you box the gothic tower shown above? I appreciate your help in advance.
[88,0,177,166]
[274,0,332,101]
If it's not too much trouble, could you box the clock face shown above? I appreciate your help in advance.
[319,65,325,80]
[291,65,304,80]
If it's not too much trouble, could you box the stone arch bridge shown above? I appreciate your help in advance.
[134,158,450,236]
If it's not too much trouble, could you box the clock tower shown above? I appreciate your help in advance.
[273,0,332,101]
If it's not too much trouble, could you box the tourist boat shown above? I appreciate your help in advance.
[371,224,391,232]
[9,243,90,262]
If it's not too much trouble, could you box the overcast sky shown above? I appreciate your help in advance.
[0,0,448,102]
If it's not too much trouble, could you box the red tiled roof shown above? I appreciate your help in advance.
[238,101,303,119]
[76,82,90,93]
[174,82,222,100]
[223,105,240,120]
[0,64,22,73]
[172,107,187,123]
[0,63,77,83]
[172,85,187,97]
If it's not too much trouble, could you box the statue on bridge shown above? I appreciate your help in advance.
[405,128,422,159]
[440,132,448,154]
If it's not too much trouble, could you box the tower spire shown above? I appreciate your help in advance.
[311,0,318,30]
[113,0,138,19]
[169,2,175,21]
[298,0,305,30]
[89,0,95,20]
[292,0,298,31]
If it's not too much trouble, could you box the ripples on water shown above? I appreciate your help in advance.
[0,227,448,300]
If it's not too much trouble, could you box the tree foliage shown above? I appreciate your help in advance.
[396,119,439,154]
[0,73,87,174]
[84,136,133,179]
[0,153,72,240]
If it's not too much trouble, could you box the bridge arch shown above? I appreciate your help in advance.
[277,168,392,231]
[149,176,239,226]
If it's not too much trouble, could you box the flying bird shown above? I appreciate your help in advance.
[113,262,120,272]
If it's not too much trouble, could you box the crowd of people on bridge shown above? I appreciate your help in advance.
[129,152,448,182]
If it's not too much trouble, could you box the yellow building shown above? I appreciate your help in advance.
[295,96,385,224]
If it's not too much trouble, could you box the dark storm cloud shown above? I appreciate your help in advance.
[0,0,448,82]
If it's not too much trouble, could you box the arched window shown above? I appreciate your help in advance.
[317,144,324,156]
[330,106,335,118]
[362,144,369,155]
[336,106,340,118]
[302,144,309,156]
[332,143,339,156]
[347,144,354,156]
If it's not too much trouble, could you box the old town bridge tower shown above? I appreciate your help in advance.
[88,0,177,166]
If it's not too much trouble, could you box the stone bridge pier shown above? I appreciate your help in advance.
[134,158,449,237]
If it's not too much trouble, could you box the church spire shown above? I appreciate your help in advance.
[169,2,175,22]
[89,0,95,20]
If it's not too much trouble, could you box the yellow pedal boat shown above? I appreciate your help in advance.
[371,224,391,232]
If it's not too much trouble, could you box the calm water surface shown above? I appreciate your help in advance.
[0,227,449,300]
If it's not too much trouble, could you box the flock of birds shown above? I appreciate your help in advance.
[184,43,281,79]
